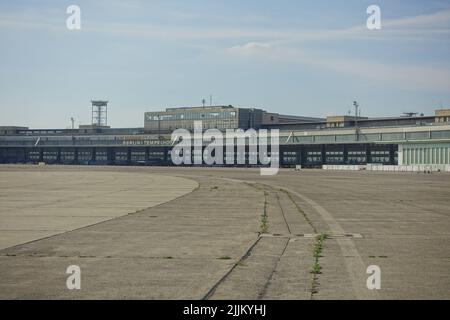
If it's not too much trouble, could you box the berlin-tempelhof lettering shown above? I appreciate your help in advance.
[171,121,280,176]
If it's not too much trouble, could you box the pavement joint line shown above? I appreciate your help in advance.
[0,254,224,260]
[257,238,290,300]
[281,188,318,234]
[275,192,292,234]
[260,233,364,239]
[0,230,68,232]
[202,235,263,300]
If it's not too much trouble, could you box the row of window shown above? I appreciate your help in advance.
[146,111,237,121]
[22,149,397,164]
[281,150,395,164]
[152,120,239,131]
[282,130,450,144]
[3,130,450,147]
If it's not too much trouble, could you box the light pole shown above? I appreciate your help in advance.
[157,115,161,140]
[353,101,359,141]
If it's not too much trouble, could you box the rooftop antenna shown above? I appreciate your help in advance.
[402,112,418,118]
[70,117,75,129]
[202,98,206,108]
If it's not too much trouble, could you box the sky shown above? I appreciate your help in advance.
[1,0,450,128]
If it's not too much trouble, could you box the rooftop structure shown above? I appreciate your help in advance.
[144,105,324,133]
[144,105,247,132]
[435,109,450,123]
[0,126,29,135]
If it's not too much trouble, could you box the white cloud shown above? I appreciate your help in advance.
[314,57,450,92]
[2,8,449,42]
[224,43,450,91]
[384,9,450,28]
[218,10,450,92]
[227,42,272,55]
[1,6,449,92]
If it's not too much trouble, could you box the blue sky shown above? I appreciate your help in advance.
[1,0,450,128]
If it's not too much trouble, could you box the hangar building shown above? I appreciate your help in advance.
[1,105,450,168]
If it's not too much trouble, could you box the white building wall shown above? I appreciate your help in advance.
[398,144,404,165]
[399,143,450,165]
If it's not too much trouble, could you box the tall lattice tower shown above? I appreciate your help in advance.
[91,100,108,126]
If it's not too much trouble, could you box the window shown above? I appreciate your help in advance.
[314,135,335,143]
[406,132,429,140]
[326,151,344,163]
[360,133,380,142]
[348,151,366,164]
[381,132,404,141]
[371,150,390,163]
[307,151,322,163]
[282,151,298,164]
[431,130,450,139]
[336,135,356,142]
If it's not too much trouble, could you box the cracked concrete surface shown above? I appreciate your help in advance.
[0,166,449,299]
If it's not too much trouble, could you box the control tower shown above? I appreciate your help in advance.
[91,100,108,126]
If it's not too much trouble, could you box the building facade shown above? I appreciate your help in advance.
[144,106,264,132]
[1,107,450,168]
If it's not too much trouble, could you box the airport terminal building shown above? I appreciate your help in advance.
[1,104,450,168]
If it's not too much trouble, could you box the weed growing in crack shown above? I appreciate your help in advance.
[260,214,269,234]
[311,232,328,273]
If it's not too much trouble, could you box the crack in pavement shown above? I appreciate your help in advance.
[215,177,378,299]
